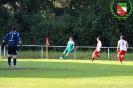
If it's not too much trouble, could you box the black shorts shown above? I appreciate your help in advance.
[8,47,17,55]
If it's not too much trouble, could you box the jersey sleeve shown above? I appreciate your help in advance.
[98,41,102,47]
[73,42,75,46]
[3,33,9,40]
[99,41,102,47]
[72,42,75,48]
[118,40,121,45]
[17,32,21,41]
[126,41,128,47]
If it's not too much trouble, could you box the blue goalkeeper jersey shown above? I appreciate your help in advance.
[4,31,21,48]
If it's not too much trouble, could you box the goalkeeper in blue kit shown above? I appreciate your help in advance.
[60,37,75,60]
[2,26,22,67]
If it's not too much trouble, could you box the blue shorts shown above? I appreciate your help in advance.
[8,47,17,55]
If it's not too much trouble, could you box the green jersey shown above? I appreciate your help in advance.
[66,40,75,50]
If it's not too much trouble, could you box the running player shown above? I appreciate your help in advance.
[60,37,75,60]
[2,26,22,67]
[91,37,102,61]
[116,36,128,64]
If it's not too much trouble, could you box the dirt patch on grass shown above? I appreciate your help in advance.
[0,68,69,71]
[0,68,42,70]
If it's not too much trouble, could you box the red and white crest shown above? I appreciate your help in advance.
[116,3,127,16]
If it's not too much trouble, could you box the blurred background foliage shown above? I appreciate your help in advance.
[0,0,133,47]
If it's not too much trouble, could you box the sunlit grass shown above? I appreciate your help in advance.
[0,59,133,88]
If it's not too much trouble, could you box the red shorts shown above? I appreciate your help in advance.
[118,50,126,55]
[93,50,99,55]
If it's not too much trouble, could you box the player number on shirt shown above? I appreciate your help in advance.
[9,34,14,41]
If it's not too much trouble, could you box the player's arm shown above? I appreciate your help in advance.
[3,33,9,43]
[116,41,120,52]
[116,44,120,52]
[17,33,22,46]
[1,33,9,48]
[126,42,128,49]
[100,42,102,48]
[1,40,6,48]
[2,40,5,43]
[71,46,74,51]
[18,40,22,45]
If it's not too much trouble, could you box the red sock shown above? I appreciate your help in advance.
[96,55,101,58]
[121,57,124,61]
[91,57,94,61]
[118,56,120,62]
[119,56,122,62]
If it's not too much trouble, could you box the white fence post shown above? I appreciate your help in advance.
[108,47,109,60]
[4,46,6,58]
[0,46,1,57]
[74,47,76,59]
[41,45,43,59]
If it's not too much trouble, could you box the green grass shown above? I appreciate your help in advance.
[0,59,133,88]
[2,50,133,61]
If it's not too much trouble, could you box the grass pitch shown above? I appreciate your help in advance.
[0,59,133,88]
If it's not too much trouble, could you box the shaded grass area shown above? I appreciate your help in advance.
[0,59,133,88]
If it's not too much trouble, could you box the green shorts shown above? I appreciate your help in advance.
[64,48,71,53]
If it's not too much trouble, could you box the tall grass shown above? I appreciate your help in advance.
[1,50,132,61]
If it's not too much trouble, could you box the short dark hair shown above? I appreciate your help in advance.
[97,37,100,40]
[120,36,124,39]
[12,26,17,31]
[70,37,73,40]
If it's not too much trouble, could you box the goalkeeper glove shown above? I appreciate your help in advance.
[1,43,5,48]
[20,44,22,47]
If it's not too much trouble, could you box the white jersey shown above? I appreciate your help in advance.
[118,39,128,51]
[96,41,102,51]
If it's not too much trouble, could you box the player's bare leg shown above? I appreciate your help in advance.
[117,53,119,59]
[117,52,121,62]
[120,55,123,64]
[121,55,124,62]
[117,51,122,63]
[118,54,123,64]
[91,53,95,61]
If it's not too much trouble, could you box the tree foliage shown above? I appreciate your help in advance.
[0,0,133,47]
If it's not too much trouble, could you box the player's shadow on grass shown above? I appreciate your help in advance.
[0,61,133,78]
